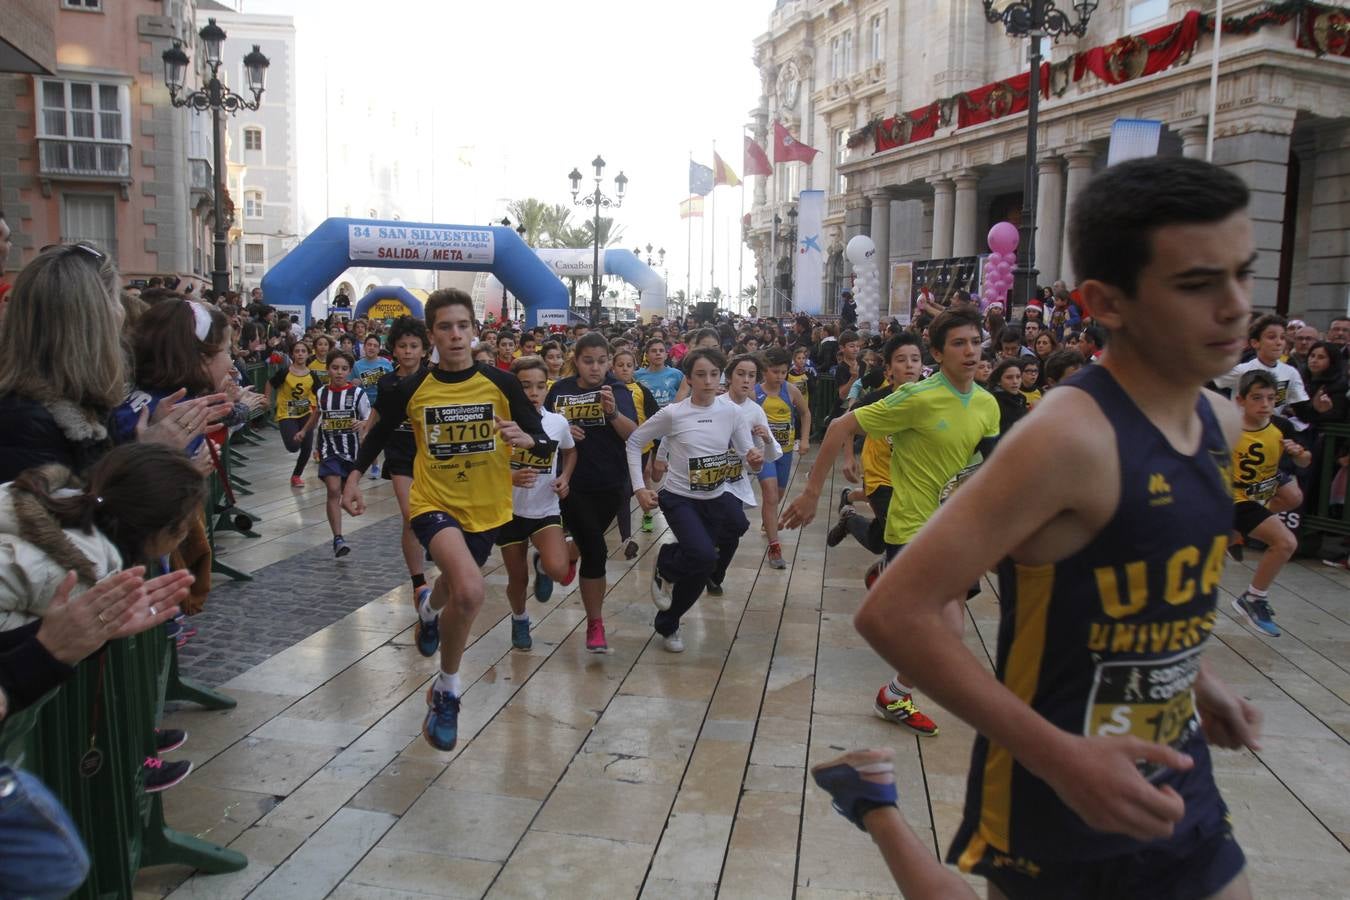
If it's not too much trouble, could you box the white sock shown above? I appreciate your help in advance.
[418,592,437,624]
[512,613,529,622]
[1246,585,1269,599]
[435,670,460,697]
[887,677,913,697]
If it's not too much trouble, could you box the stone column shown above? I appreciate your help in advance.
[1212,125,1293,312]
[869,190,892,318]
[1305,124,1350,323]
[1180,124,1208,159]
[1034,156,1064,286]
[930,177,955,259]
[1058,149,1096,285]
[952,170,979,258]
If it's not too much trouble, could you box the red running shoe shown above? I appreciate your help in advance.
[873,686,939,736]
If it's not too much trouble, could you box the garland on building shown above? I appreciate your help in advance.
[847,1,1349,154]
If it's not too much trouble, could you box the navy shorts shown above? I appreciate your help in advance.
[965,813,1245,900]
[495,514,562,547]
[410,511,498,567]
[318,456,356,480]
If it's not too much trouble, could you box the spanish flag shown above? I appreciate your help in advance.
[713,151,741,188]
[679,196,705,218]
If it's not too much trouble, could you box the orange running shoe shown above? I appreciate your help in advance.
[873,686,939,736]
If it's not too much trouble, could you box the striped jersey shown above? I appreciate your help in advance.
[314,384,371,462]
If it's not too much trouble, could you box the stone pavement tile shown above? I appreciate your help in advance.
[743,762,804,794]
[192,735,338,798]
[639,878,718,900]
[250,715,367,748]
[218,644,368,698]
[618,659,724,702]
[283,663,429,729]
[254,768,370,836]
[533,773,678,844]
[159,782,277,850]
[328,886,436,900]
[647,810,735,888]
[797,794,913,894]
[435,722,586,801]
[160,689,295,764]
[162,862,274,900]
[717,849,797,899]
[583,694,707,764]
[670,738,751,816]
[383,786,540,862]
[348,756,446,816]
[487,830,652,900]
[725,789,801,856]
[344,846,499,898]
[250,807,396,900]
[224,822,309,867]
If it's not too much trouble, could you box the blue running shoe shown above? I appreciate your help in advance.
[1233,593,1281,637]
[511,616,532,651]
[531,550,554,603]
[333,536,351,558]
[414,588,440,657]
[423,686,461,751]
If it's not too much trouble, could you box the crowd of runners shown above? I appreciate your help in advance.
[1,155,1347,897]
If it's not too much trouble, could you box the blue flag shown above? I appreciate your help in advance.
[689,161,714,196]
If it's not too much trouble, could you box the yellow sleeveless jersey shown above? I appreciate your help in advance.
[308,358,330,386]
[1232,417,1295,505]
[756,382,795,449]
[787,370,808,389]
[272,369,318,423]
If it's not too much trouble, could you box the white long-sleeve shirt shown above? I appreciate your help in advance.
[626,396,756,500]
[720,394,782,507]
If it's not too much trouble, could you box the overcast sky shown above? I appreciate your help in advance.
[240,0,771,301]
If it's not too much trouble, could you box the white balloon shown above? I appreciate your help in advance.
[846,235,877,266]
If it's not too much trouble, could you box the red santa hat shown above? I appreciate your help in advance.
[1024,299,1044,318]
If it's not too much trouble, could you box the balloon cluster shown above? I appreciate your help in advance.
[845,235,882,327]
[982,221,1019,311]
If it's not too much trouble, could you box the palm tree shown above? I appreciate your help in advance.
[506,198,550,246]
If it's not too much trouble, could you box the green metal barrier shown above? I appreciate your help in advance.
[808,375,839,441]
[0,625,242,898]
[1303,422,1350,542]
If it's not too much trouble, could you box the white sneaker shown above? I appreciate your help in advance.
[651,570,672,611]
[662,630,684,653]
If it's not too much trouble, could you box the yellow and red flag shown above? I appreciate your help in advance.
[679,196,705,218]
[713,152,741,188]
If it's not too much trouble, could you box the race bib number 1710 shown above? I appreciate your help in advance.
[424,403,495,459]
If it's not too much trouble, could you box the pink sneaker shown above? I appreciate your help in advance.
[585,618,610,654]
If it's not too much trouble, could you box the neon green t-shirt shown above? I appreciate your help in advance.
[852,372,1000,546]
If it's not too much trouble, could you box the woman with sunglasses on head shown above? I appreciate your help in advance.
[0,243,231,484]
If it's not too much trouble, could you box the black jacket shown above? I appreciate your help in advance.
[0,394,113,483]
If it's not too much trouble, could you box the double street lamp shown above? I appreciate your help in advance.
[630,243,666,315]
[162,18,270,297]
[981,0,1095,310]
[569,156,627,327]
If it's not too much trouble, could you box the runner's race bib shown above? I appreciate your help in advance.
[688,451,733,492]
[286,398,311,418]
[1083,646,1201,781]
[321,412,355,432]
[769,420,792,446]
[1243,476,1279,505]
[555,391,607,428]
[940,462,982,504]
[511,444,556,473]
[424,403,495,459]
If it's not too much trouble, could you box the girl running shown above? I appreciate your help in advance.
[545,333,638,653]
[755,347,811,569]
[296,350,370,557]
[541,341,565,386]
[266,339,322,487]
[498,355,578,650]
[309,335,333,385]
[610,348,658,560]
[628,349,762,652]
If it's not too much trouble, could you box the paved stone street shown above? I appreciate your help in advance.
[137,434,1350,899]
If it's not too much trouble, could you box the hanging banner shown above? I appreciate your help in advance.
[889,262,913,325]
[347,225,494,265]
[874,103,942,154]
[794,190,825,316]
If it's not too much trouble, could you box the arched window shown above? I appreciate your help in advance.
[244,189,264,218]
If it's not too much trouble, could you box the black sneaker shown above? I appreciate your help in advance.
[143,756,192,793]
[838,488,853,515]
[706,579,724,597]
[154,728,188,753]
[826,508,854,548]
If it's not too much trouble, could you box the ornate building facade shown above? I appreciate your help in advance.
[747,0,1350,325]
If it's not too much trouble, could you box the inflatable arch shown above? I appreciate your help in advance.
[260,218,570,328]
[484,248,667,321]
[354,285,423,322]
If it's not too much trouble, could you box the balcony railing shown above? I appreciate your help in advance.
[190,158,212,198]
[39,139,130,179]
[827,195,848,218]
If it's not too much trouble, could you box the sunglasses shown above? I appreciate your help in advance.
[40,242,108,263]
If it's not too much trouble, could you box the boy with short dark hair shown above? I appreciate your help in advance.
[1215,313,1309,415]
[833,330,862,401]
[297,349,371,558]
[1229,368,1310,637]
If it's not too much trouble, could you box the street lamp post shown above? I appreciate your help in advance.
[515,222,527,323]
[981,0,1095,311]
[162,18,269,297]
[569,156,627,327]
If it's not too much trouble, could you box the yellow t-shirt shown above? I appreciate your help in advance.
[1232,418,1294,506]
[309,358,331,386]
[272,368,318,423]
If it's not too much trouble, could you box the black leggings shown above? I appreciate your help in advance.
[278,418,314,478]
[561,487,626,579]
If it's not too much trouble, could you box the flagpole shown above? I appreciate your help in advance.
[738,178,744,313]
[699,210,705,300]
[710,141,716,305]
[687,151,693,314]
